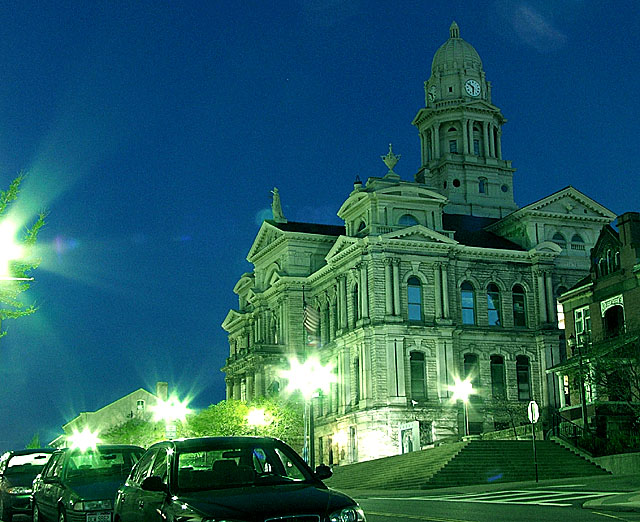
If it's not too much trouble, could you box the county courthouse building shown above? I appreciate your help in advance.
[222,22,616,464]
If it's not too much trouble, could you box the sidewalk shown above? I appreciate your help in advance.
[583,490,640,513]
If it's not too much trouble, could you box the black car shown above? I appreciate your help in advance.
[0,448,54,521]
[114,436,366,522]
[31,444,144,522]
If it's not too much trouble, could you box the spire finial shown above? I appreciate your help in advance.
[449,21,460,39]
[271,187,287,223]
[381,143,401,175]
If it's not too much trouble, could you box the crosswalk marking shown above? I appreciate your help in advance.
[364,489,623,508]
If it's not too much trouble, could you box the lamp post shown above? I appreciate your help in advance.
[151,395,191,439]
[280,357,335,469]
[568,334,589,430]
[450,378,474,437]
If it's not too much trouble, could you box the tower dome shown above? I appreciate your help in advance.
[431,21,483,74]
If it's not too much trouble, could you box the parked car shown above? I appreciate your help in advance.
[0,448,54,521]
[114,436,366,522]
[31,444,144,522]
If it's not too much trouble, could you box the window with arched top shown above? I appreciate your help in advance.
[571,234,585,251]
[512,284,526,327]
[448,126,457,132]
[464,353,480,391]
[410,351,426,400]
[478,177,488,194]
[490,355,505,399]
[487,283,501,326]
[516,355,531,401]
[461,282,475,325]
[357,221,366,233]
[552,233,566,249]
[407,276,422,322]
[398,214,419,227]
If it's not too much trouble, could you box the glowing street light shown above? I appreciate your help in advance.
[247,407,269,435]
[151,395,191,439]
[450,377,474,437]
[67,427,101,451]
[0,219,32,281]
[280,356,335,468]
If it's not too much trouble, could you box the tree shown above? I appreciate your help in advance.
[100,418,170,448]
[26,432,41,449]
[0,174,46,338]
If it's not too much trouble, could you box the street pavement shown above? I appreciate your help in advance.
[344,473,640,514]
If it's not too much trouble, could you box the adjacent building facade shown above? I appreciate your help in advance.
[553,212,640,451]
[222,23,616,464]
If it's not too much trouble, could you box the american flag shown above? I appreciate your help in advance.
[303,303,320,336]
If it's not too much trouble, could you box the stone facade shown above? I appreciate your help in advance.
[222,23,616,464]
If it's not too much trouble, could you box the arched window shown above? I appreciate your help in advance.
[487,283,501,326]
[463,353,480,391]
[552,233,566,249]
[490,355,505,399]
[461,282,475,325]
[357,221,366,234]
[516,355,531,401]
[478,177,488,194]
[410,351,426,400]
[571,234,585,251]
[512,284,526,327]
[407,276,422,321]
[398,214,419,227]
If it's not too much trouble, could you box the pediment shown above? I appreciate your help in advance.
[519,186,615,219]
[529,241,562,255]
[325,235,357,261]
[381,225,457,244]
[247,221,286,262]
[222,309,246,331]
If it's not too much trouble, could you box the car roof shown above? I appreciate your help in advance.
[6,448,55,456]
[160,436,282,450]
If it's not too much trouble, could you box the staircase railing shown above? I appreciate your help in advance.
[549,411,620,457]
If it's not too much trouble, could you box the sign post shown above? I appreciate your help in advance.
[527,400,539,483]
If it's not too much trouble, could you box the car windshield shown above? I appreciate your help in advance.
[65,448,142,481]
[5,453,52,475]
[176,441,312,492]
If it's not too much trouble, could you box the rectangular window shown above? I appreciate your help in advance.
[574,306,591,341]
[410,352,426,399]
[408,286,422,321]
[461,291,475,325]
[473,139,480,155]
[449,140,458,153]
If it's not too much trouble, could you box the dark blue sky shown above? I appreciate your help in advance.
[1,1,639,451]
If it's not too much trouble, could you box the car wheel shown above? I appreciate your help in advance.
[32,504,41,522]
[1,497,12,522]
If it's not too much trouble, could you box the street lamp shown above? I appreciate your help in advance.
[247,407,269,435]
[0,219,32,281]
[67,427,101,451]
[151,395,191,439]
[280,356,335,468]
[567,334,590,430]
[450,377,474,437]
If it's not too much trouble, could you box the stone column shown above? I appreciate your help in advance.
[462,118,468,155]
[226,380,233,400]
[255,370,264,397]
[233,379,241,400]
[442,263,450,318]
[483,121,490,157]
[467,119,474,153]
[536,270,548,323]
[546,272,556,324]
[329,300,336,341]
[341,277,348,328]
[434,263,443,318]
[496,130,502,159]
[489,124,496,157]
[246,374,254,400]
[392,259,401,316]
[360,263,369,318]
[433,124,440,158]
[385,259,393,315]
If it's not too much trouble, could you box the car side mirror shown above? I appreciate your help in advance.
[314,464,332,480]
[141,475,168,493]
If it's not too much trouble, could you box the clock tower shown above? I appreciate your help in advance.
[412,22,517,218]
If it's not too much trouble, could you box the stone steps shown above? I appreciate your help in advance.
[324,440,610,491]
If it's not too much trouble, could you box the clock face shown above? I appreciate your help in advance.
[465,79,480,97]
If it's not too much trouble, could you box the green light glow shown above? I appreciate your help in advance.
[450,377,474,403]
[151,395,192,423]
[67,427,101,451]
[279,356,336,399]
[0,219,24,277]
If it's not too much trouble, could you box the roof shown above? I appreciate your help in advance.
[268,220,345,236]
[442,213,525,250]
[432,21,482,74]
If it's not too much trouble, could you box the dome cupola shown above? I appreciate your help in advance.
[431,21,483,75]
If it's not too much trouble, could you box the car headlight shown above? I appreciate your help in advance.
[6,486,32,495]
[73,499,113,511]
[329,506,366,522]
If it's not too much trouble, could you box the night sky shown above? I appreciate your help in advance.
[1,1,639,452]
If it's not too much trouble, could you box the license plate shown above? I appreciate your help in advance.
[87,513,112,522]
